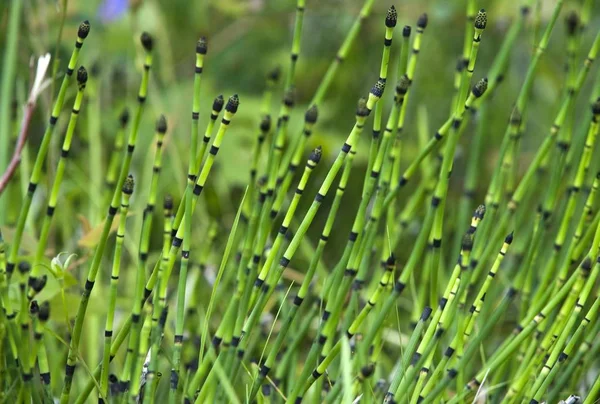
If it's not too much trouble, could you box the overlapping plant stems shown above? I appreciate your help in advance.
[185,1,385,395]
[118,116,168,400]
[468,0,565,290]
[28,67,89,300]
[99,175,135,402]
[363,6,397,195]
[426,10,486,310]
[19,66,88,399]
[59,31,153,404]
[288,78,404,402]
[5,21,90,298]
[104,109,129,208]
[248,144,357,401]
[168,35,208,403]
[154,94,240,401]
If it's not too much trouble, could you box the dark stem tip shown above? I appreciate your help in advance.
[417,13,428,29]
[123,174,135,194]
[196,36,208,54]
[77,66,88,85]
[403,25,411,37]
[305,105,318,124]
[505,231,514,244]
[474,9,487,29]
[141,32,154,52]
[472,77,488,98]
[226,94,240,113]
[309,146,323,164]
[38,301,50,321]
[18,261,31,274]
[78,20,91,39]
[213,95,225,112]
[385,5,398,28]
[29,300,40,316]
[565,11,579,36]
[260,115,272,132]
[156,115,167,133]
[356,97,369,117]
[370,79,386,98]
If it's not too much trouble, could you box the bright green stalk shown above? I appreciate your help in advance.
[130,305,152,401]
[170,45,208,396]
[419,286,518,404]
[99,175,135,403]
[87,70,103,226]
[120,116,168,399]
[104,109,129,208]
[247,150,355,402]
[59,32,152,404]
[363,6,397,196]
[228,91,381,395]
[6,21,90,277]
[28,67,89,300]
[144,195,173,404]
[239,87,381,351]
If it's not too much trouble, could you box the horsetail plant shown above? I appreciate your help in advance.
[3,2,600,403]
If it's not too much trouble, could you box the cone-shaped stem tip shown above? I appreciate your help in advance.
[213,95,224,112]
[474,204,486,220]
[305,105,318,124]
[356,97,369,117]
[39,301,50,321]
[77,66,88,84]
[226,94,240,113]
[197,36,208,54]
[123,174,135,194]
[78,20,91,39]
[141,32,154,51]
[472,78,488,98]
[565,11,579,36]
[505,231,514,244]
[260,115,272,132]
[417,13,428,29]
[386,6,398,28]
[309,146,322,163]
[371,79,386,98]
[475,9,487,29]
[156,115,167,133]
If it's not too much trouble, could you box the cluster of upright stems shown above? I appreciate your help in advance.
[1,0,600,403]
